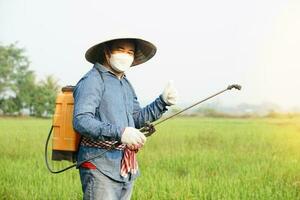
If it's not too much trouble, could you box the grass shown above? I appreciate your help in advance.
[0,117,300,199]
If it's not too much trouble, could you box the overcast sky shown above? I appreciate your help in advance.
[1,0,299,109]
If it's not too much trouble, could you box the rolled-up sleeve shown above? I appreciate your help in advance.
[132,94,168,129]
[72,73,122,141]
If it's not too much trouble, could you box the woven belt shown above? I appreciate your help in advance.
[80,136,139,178]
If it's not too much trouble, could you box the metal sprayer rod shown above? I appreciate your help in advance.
[153,84,242,127]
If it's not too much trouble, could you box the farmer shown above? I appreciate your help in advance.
[72,36,178,200]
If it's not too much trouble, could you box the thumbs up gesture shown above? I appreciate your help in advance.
[162,80,178,106]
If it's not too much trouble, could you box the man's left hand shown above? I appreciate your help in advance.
[162,80,178,106]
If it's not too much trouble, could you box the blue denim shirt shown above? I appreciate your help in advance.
[73,63,168,182]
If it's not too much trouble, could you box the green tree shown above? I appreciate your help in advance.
[31,75,60,117]
[0,97,20,115]
[0,43,60,117]
[0,43,32,115]
[12,65,36,115]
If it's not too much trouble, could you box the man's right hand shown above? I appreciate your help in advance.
[121,127,147,146]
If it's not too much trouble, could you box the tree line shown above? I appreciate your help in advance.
[0,43,60,117]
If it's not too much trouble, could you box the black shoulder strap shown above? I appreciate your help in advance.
[94,66,106,101]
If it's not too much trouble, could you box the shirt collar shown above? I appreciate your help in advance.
[94,62,109,73]
[94,62,126,79]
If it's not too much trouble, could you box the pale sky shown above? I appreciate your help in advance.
[1,0,299,109]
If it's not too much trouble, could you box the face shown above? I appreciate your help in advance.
[103,40,136,76]
[103,40,135,75]
[110,40,135,57]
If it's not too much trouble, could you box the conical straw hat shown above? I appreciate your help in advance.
[85,35,157,67]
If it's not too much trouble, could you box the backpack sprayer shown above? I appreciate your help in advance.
[45,84,241,174]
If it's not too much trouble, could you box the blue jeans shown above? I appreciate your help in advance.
[79,167,134,200]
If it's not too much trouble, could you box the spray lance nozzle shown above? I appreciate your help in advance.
[140,83,242,137]
[227,84,242,90]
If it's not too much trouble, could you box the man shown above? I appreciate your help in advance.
[73,36,178,200]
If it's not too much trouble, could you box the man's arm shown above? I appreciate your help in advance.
[72,73,122,141]
[132,94,168,129]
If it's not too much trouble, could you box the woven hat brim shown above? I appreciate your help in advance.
[85,38,157,66]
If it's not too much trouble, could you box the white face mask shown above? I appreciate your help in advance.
[109,53,134,73]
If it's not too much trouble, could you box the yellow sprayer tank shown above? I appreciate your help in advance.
[52,86,80,162]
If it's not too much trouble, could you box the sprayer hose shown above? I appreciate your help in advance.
[45,126,116,174]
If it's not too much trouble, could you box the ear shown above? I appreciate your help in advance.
[103,46,111,62]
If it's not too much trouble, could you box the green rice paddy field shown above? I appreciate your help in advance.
[0,117,300,199]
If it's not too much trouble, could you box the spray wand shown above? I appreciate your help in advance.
[140,84,241,136]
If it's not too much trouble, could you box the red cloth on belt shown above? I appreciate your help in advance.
[80,161,97,169]
[120,147,139,178]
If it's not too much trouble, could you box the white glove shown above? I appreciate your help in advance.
[121,127,146,146]
[162,80,178,106]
